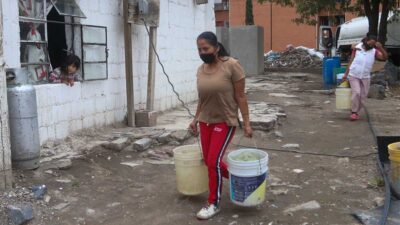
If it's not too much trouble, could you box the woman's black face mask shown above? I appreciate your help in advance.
[200,53,216,64]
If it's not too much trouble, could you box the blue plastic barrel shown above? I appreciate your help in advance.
[323,57,341,88]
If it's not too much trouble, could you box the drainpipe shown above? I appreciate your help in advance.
[123,0,135,126]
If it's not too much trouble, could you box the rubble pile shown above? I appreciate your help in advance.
[265,46,323,69]
[0,186,53,225]
[369,62,400,99]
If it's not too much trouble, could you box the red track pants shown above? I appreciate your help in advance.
[199,122,236,206]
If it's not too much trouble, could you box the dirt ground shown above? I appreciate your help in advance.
[3,71,400,225]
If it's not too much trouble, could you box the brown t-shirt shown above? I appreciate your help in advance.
[196,57,246,126]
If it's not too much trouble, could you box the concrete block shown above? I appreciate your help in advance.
[69,119,83,132]
[229,26,265,75]
[102,137,130,152]
[105,111,115,125]
[133,138,153,151]
[39,127,48,145]
[156,132,172,144]
[83,117,95,129]
[7,204,34,225]
[171,130,191,142]
[135,110,158,127]
[55,121,69,140]
[94,113,106,127]
[46,126,56,141]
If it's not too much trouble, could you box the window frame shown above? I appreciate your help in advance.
[80,24,109,81]
[19,0,51,83]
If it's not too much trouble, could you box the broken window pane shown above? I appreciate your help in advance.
[83,63,107,80]
[19,22,46,42]
[83,45,107,62]
[82,26,106,44]
[51,0,86,18]
[19,0,45,19]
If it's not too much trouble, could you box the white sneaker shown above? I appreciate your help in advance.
[196,204,220,220]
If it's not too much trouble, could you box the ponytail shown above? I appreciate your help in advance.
[217,42,230,57]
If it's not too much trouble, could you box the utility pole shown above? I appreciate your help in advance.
[0,0,13,190]
[123,0,135,126]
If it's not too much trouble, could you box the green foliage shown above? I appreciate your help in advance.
[246,0,255,25]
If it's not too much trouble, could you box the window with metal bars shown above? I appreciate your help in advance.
[18,0,108,83]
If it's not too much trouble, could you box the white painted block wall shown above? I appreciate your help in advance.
[2,0,215,144]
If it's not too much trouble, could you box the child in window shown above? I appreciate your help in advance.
[49,54,81,86]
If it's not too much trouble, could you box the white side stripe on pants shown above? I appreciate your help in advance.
[216,126,234,206]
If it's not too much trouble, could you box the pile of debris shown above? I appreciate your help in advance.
[0,185,53,225]
[265,46,324,69]
[369,62,400,99]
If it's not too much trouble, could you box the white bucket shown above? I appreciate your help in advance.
[173,145,208,196]
[227,149,269,207]
[335,88,352,110]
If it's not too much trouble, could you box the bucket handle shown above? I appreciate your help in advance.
[237,136,263,175]
[186,129,205,162]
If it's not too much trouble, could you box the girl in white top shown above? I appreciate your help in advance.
[342,34,387,121]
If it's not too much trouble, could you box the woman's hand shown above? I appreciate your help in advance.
[189,119,198,135]
[244,125,253,138]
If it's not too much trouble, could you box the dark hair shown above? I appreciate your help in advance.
[197,31,230,57]
[366,33,377,41]
[61,54,81,73]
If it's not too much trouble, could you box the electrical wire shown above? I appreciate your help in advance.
[141,19,195,118]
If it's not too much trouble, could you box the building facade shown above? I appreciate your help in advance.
[228,0,357,52]
[1,0,215,144]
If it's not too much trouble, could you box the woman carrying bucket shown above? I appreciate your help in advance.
[342,33,388,121]
[189,31,253,220]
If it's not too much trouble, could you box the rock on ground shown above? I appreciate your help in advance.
[7,204,34,225]
[282,144,300,149]
[368,84,386,100]
[156,132,172,144]
[283,200,321,214]
[171,130,191,142]
[41,159,72,170]
[133,138,153,151]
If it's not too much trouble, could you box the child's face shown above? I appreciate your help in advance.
[67,65,78,74]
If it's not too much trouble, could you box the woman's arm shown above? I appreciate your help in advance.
[189,100,201,135]
[375,42,388,61]
[234,79,252,138]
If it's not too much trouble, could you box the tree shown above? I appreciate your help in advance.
[246,0,255,25]
[257,0,399,45]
